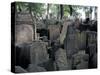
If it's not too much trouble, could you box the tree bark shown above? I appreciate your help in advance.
[60,5,64,19]
[57,5,60,20]
[29,5,37,40]
[89,7,93,20]
[47,4,49,19]
[69,5,73,16]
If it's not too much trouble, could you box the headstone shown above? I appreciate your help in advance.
[88,44,97,57]
[30,41,49,65]
[87,31,97,57]
[48,25,60,42]
[54,48,69,70]
[15,24,34,45]
[87,31,97,45]
[76,31,86,50]
[60,20,73,45]
[64,25,87,58]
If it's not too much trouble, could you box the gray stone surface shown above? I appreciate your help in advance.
[72,51,89,69]
[54,48,69,70]
[64,25,87,58]
[87,31,97,45]
[15,24,33,45]
[15,66,27,73]
[26,64,46,72]
[88,44,97,57]
[48,25,61,42]
[30,41,49,65]
[76,61,88,69]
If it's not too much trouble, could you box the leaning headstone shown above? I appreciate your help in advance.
[15,66,27,73]
[60,20,73,45]
[30,41,49,65]
[54,48,69,70]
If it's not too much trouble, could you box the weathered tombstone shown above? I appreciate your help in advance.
[15,24,34,45]
[48,25,61,42]
[15,66,27,73]
[76,31,87,50]
[54,48,69,70]
[26,64,46,72]
[84,31,97,69]
[64,25,79,58]
[64,25,87,58]
[87,31,97,45]
[30,41,49,65]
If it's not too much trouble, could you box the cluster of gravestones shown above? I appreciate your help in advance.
[15,17,97,73]
[63,18,97,69]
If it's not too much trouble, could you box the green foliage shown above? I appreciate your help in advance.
[16,2,45,16]
[27,3,45,15]
[64,5,70,16]
[15,2,96,20]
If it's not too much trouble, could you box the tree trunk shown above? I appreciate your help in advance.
[57,5,60,20]
[47,4,49,19]
[29,5,37,40]
[94,7,97,20]
[60,5,64,19]
[89,7,93,20]
[69,5,73,16]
